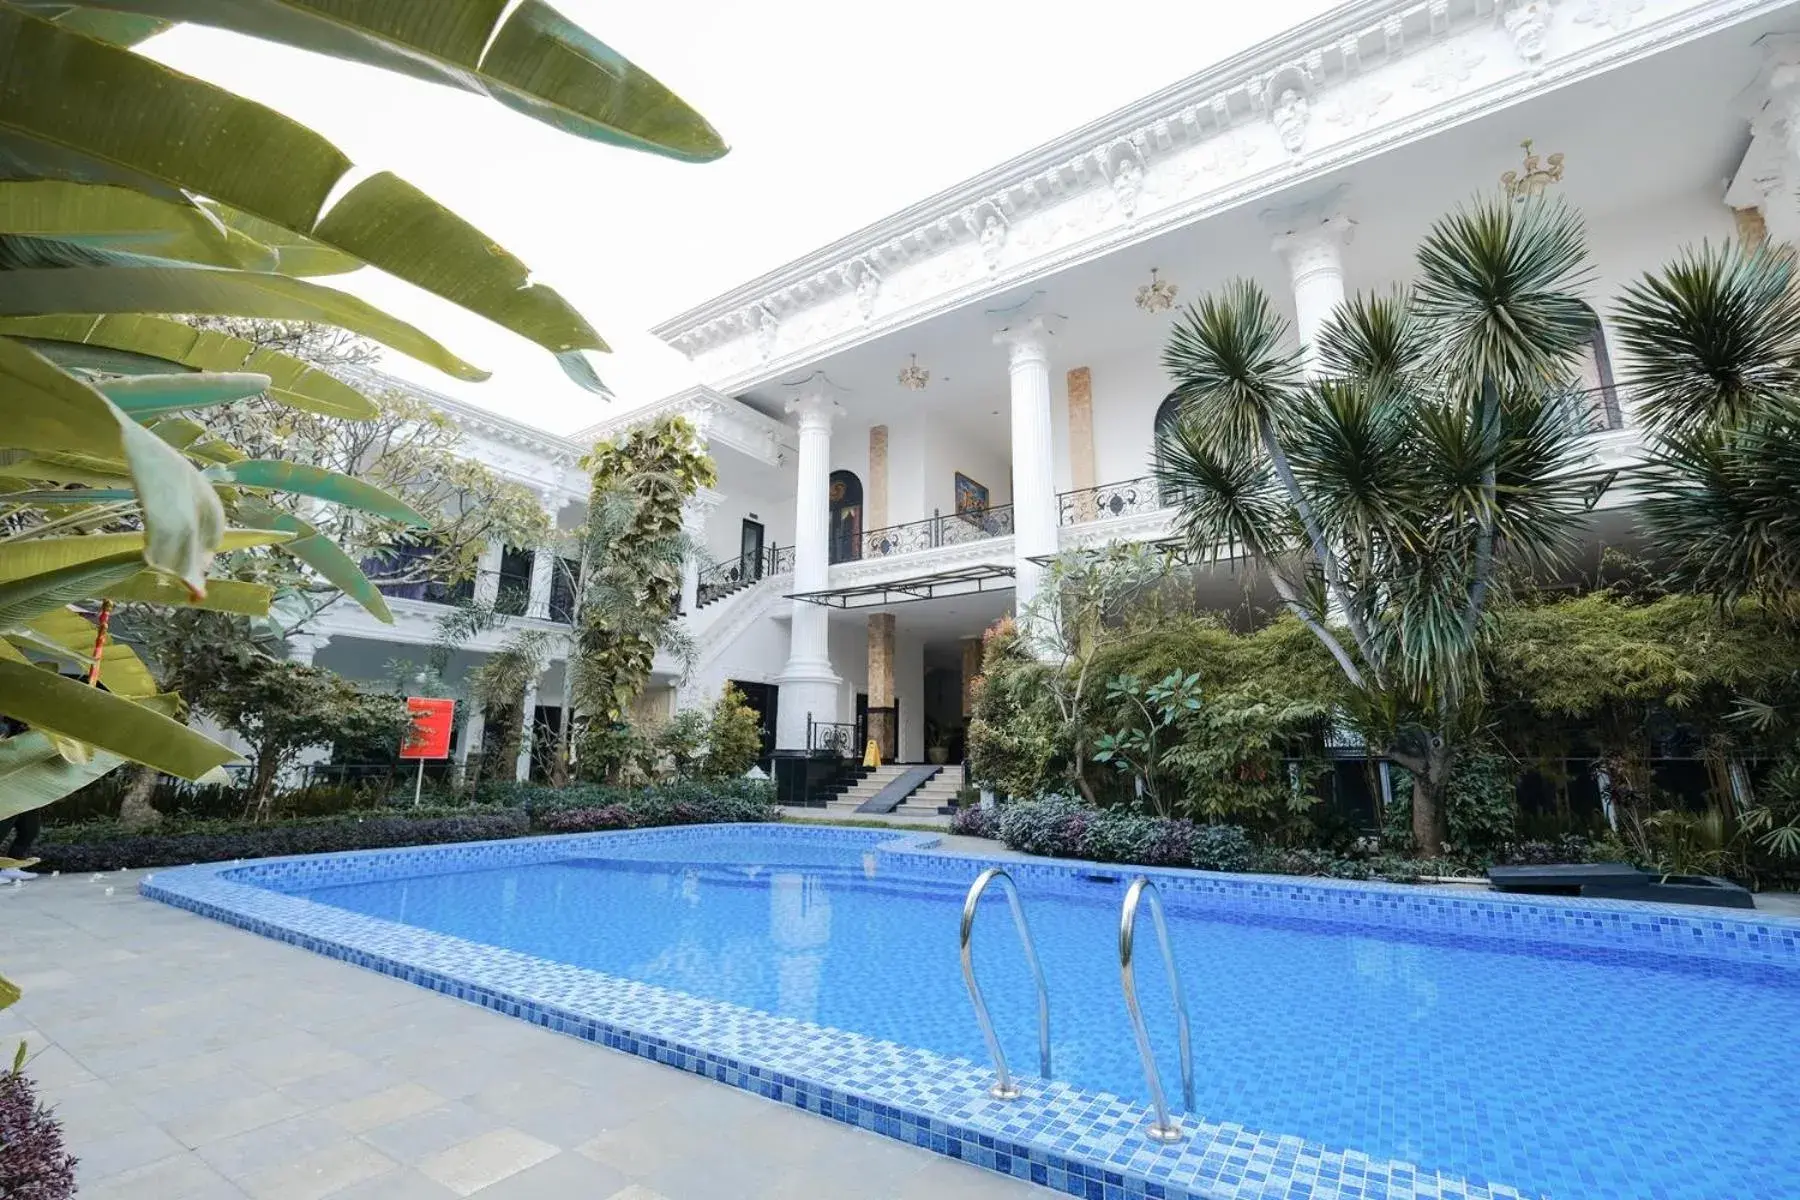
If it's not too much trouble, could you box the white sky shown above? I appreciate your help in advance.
[145,0,1338,435]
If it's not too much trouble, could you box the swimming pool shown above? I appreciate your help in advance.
[144,825,1800,1200]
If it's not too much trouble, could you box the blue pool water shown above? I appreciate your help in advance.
[291,831,1800,1199]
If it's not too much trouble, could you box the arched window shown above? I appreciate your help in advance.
[829,469,863,563]
[1152,394,1183,506]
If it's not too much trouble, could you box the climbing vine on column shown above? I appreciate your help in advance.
[568,416,716,780]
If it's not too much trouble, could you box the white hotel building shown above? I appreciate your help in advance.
[306,0,1798,795]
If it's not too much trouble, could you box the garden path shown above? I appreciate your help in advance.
[0,871,1046,1200]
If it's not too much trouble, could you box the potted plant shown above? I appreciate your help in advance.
[926,719,950,765]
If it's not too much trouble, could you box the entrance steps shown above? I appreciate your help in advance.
[823,764,916,810]
[893,770,963,816]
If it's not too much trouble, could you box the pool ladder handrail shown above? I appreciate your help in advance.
[1119,876,1194,1143]
[958,867,1051,1100]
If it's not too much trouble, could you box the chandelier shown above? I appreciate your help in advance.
[897,353,930,391]
[1135,267,1178,314]
[1502,139,1563,202]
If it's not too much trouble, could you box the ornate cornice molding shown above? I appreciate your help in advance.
[653,0,1782,392]
[568,386,796,468]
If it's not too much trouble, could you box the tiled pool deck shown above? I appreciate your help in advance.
[0,865,1047,1199]
[108,824,1800,1200]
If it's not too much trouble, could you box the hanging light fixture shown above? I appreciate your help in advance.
[1135,267,1178,314]
[1501,138,1564,202]
[897,353,930,391]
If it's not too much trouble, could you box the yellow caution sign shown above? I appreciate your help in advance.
[863,738,881,768]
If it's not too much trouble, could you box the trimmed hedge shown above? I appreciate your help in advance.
[34,810,531,874]
[997,796,1257,872]
[32,783,783,873]
[990,797,1482,882]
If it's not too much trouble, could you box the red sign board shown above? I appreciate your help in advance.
[401,697,455,760]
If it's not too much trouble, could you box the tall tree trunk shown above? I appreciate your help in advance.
[247,752,282,821]
[1411,743,1453,855]
[117,765,162,830]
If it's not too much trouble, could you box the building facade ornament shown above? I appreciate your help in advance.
[651,0,1763,393]
[1571,0,1648,30]
[1503,0,1554,67]
[853,260,882,319]
[1105,146,1146,219]
[1413,42,1484,94]
[753,304,779,359]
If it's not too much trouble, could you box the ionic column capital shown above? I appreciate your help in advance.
[993,313,1066,370]
[784,392,841,434]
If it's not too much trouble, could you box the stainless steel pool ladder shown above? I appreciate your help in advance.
[958,867,1051,1100]
[1120,877,1194,1143]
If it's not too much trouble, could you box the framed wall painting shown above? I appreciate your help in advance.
[954,472,989,522]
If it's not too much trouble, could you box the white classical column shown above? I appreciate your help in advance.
[456,705,486,767]
[526,489,565,619]
[1271,213,1354,379]
[773,392,842,750]
[995,314,1061,620]
[680,486,724,616]
[472,541,502,607]
[285,631,331,666]
[514,675,539,782]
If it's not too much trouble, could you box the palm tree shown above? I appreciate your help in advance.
[1612,241,1800,620]
[1154,196,1603,850]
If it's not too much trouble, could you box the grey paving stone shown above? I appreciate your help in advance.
[237,1138,398,1200]
[324,1082,448,1134]
[466,1149,632,1198]
[308,1166,460,1199]
[163,1088,309,1149]
[196,1112,358,1182]
[80,1152,249,1200]
[417,1127,559,1196]
[71,1121,190,1185]
[361,1101,510,1164]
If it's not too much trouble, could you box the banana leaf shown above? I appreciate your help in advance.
[10,0,728,163]
[1,13,612,391]
[216,460,427,526]
[96,370,272,420]
[21,607,157,697]
[0,659,239,780]
[238,504,392,624]
[0,337,225,591]
[0,179,273,269]
[0,530,288,586]
[0,314,378,419]
[101,570,271,616]
[0,266,486,382]
[203,204,360,277]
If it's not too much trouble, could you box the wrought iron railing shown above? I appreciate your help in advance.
[696,545,794,608]
[856,505,1015,559]
[1057,477,1166,527]
[807,716,858,757]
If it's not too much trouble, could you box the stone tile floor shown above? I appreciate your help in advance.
[0,869,1047,1199]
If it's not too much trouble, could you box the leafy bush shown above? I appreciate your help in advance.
[536,805,634,833]
[1386,750,1521,857]
[995,797,1256,872]
[0,1066,77,1199]
[529,785,777,833]
[34,810,530,873]
[949,805,1000,838]
[704,685,764,779]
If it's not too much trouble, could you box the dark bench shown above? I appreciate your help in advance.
[1488,863,1755,909]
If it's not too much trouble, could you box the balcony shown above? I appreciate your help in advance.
[856,505,1014,560]
[1058,477,1166,528]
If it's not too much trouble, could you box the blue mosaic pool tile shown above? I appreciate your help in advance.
[140,822,1800,1200]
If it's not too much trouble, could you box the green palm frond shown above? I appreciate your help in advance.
[1612,239,1800,434]
[1413,195,1595,388]
[1315,289,1428,382]
[1287,377,1424,549]
[1152,414,1287,563]
[1160,279,1304,454]
[1637,418,1800,611]
[1489,387,1601,574]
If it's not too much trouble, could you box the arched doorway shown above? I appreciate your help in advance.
[829,469,863,563]
[1152,393,1183,506]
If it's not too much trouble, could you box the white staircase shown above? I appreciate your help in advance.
[894,769,963,816]
[821,764,916,810]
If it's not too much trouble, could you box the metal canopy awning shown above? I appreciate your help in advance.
[787,563,1015,609]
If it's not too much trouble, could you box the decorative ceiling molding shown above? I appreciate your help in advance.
[652,0,1784,394]
[568,385,797,468]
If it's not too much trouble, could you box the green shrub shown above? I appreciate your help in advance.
[994,797,1257,872]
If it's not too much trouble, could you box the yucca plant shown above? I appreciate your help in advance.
[1154,196,1606,850]
[1613,241,1800,619]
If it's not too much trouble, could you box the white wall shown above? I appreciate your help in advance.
[923,414,1011,519]
[704,484,794,567]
